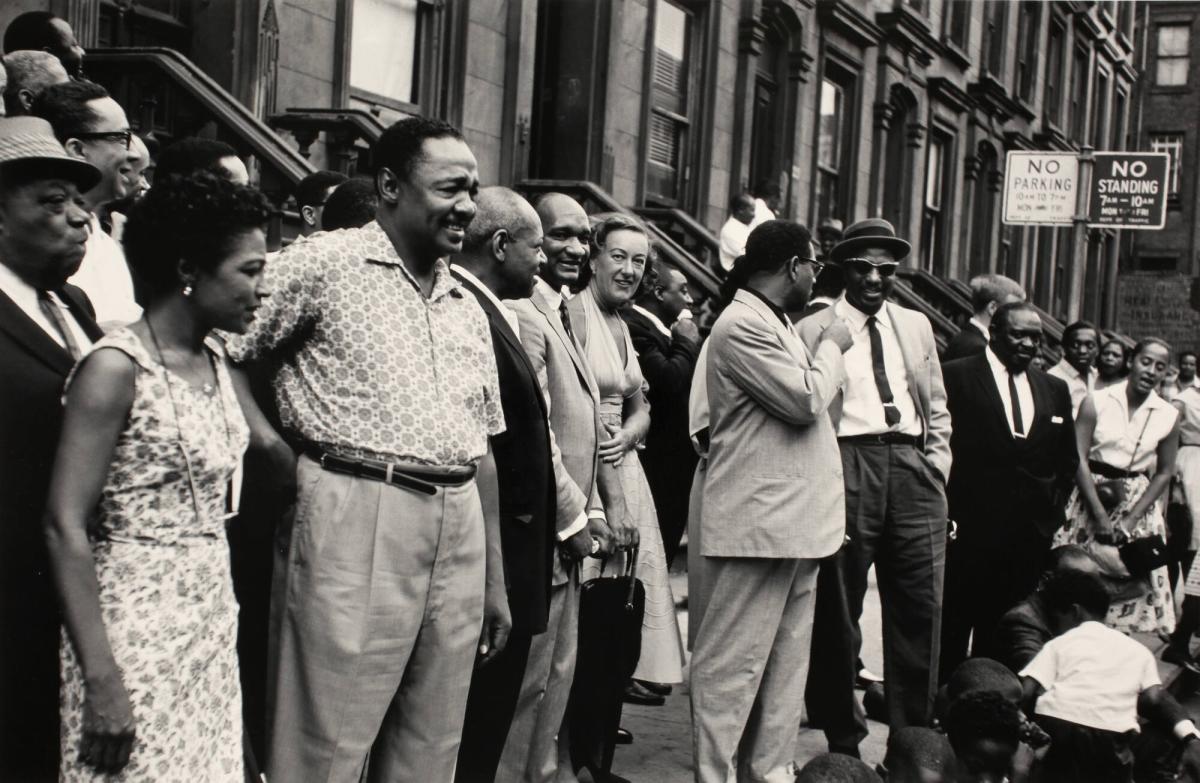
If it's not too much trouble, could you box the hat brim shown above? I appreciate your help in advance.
[1,156,102,192]
[830,235,911,265]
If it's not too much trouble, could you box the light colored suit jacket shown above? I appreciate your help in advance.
[796,300,953,482]
[509,285,604,584]
[702,289,846,559]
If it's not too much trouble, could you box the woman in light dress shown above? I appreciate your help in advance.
[570,215,685,694]
[1053,338,1181,635]
[44,173,275,780]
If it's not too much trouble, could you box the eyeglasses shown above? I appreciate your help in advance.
[794,256,825,277]
[73,129,132,150]
[843,257,899,277]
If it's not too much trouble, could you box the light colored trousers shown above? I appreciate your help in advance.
[690,557,820,783]
[494,571,580,783]
[266,455,485,783]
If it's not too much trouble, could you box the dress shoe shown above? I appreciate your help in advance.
[1162,645,1200,675]
[634,679,672,696]
[855,667,884,689]
[623,680,665,706]
[615,727,633,744]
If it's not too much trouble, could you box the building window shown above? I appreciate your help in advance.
[1090,70,1109,149]
[970,143,999,276]
[1112,89,1126,150]
[943,0,969,49]
[983,1,1008,78]
[350,0,424,107]
[921,131,953,276]
[1069,46,1089,142]
[815,78,843,221]
[1014,2,1040,102]
[1044,20,1065,126]
[1118,2,1133,39]
[814,64,856,223]
[1156,24,1191,86]
[646,0,697,205]
[1150,134,1184,196]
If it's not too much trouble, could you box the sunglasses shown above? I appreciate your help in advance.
[843,257,899,277]
[794,256,825,277]
[73,129,133,150]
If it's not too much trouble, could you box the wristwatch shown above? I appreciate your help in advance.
[590,537,601,555]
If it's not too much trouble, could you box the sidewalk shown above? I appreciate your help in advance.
[606,557,1195,782]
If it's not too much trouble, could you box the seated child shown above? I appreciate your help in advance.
[1019,569,1199,782]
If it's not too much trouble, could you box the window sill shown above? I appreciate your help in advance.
[1150,84,1191,95]
[940,38,971,69]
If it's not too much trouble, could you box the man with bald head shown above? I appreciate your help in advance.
[2,50,68,116]
[451,187,582,781]
[496,191,612,782]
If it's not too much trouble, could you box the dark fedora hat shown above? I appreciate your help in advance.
[829,217,911,265]
[0,116,101,191]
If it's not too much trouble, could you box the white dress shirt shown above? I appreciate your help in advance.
[0,261,93,353]
[749,198,775,229]
[968,317,989,339]
[1089,382,1178,474]
[450,264,520,340]
[68,214,142,331]
[718,217,750,272]
[834,297,922,437]
[985,346,1035,438]
[1048,358,1094,416]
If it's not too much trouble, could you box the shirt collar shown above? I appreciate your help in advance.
[744,286,789,327]
[630,303,672,338]
[985,345,1020,377]
[0,259,40,313]
[535,276,563,310]
[1054,358,1090,383]
[360,220,460,302]
[969,317,990,337]
[449,264,520,332]
[835,295,891,333]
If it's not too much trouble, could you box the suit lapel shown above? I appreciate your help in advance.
[1026,369,1053,441]
[454,273,548,415]
[0,287,75,375]
[734,290,811,365]
[972,353,1015,443]
[59,285,104,342]
[532,287,593,389]
[888,303,924,417]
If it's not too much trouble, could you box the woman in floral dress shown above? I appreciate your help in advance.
[1053,338,1182,635]
[43,174,273,780]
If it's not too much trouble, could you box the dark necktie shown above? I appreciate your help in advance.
[866,315,901,427]
[38,289,82,360]
[558,300,576,344]
[1008,371,1025,437]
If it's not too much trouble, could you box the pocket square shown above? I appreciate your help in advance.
[1051,415,1064,424]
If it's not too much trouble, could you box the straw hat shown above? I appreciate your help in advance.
[0,116,101,190]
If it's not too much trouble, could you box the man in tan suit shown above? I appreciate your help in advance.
[691,220,853,782]
[796,218,952,756]
[496,192,612,782]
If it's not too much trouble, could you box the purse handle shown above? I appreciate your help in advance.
[1124,408,1153,476]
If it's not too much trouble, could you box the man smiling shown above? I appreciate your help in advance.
[797,218,952,756]
[227,117,510,783]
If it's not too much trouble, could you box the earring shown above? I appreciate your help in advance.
[182,284,193,297]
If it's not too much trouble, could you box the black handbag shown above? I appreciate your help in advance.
[567,548,645,778]
[1119,533,1171,577]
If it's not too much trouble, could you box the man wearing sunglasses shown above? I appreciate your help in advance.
[796,217,952,757]
[32,79,141,329]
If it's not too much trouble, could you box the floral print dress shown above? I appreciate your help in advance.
[59,328,249,782]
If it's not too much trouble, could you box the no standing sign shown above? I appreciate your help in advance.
[1087,152,1170,229]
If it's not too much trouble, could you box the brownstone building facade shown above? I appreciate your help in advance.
[1,0,1147,334]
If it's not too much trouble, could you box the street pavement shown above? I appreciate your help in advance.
[608,557,889,781]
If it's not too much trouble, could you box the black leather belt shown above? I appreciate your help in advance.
[1088,460,1142,480]
[305,448,476,496]
[838,432,921,447]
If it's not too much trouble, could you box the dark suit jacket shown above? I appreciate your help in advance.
[943,352,1078,538]
[942,323,989,362]
[993,593,1052,674]
[0,283,103,779]
[454,273,555,635]
[621,308,700,464]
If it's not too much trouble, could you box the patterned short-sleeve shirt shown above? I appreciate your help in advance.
[225,220,505,466]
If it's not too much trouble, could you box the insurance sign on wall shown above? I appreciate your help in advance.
[1088,152,1169,229]
[1002,152,1080,225]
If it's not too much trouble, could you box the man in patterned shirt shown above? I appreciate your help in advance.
[226,116,510,783]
